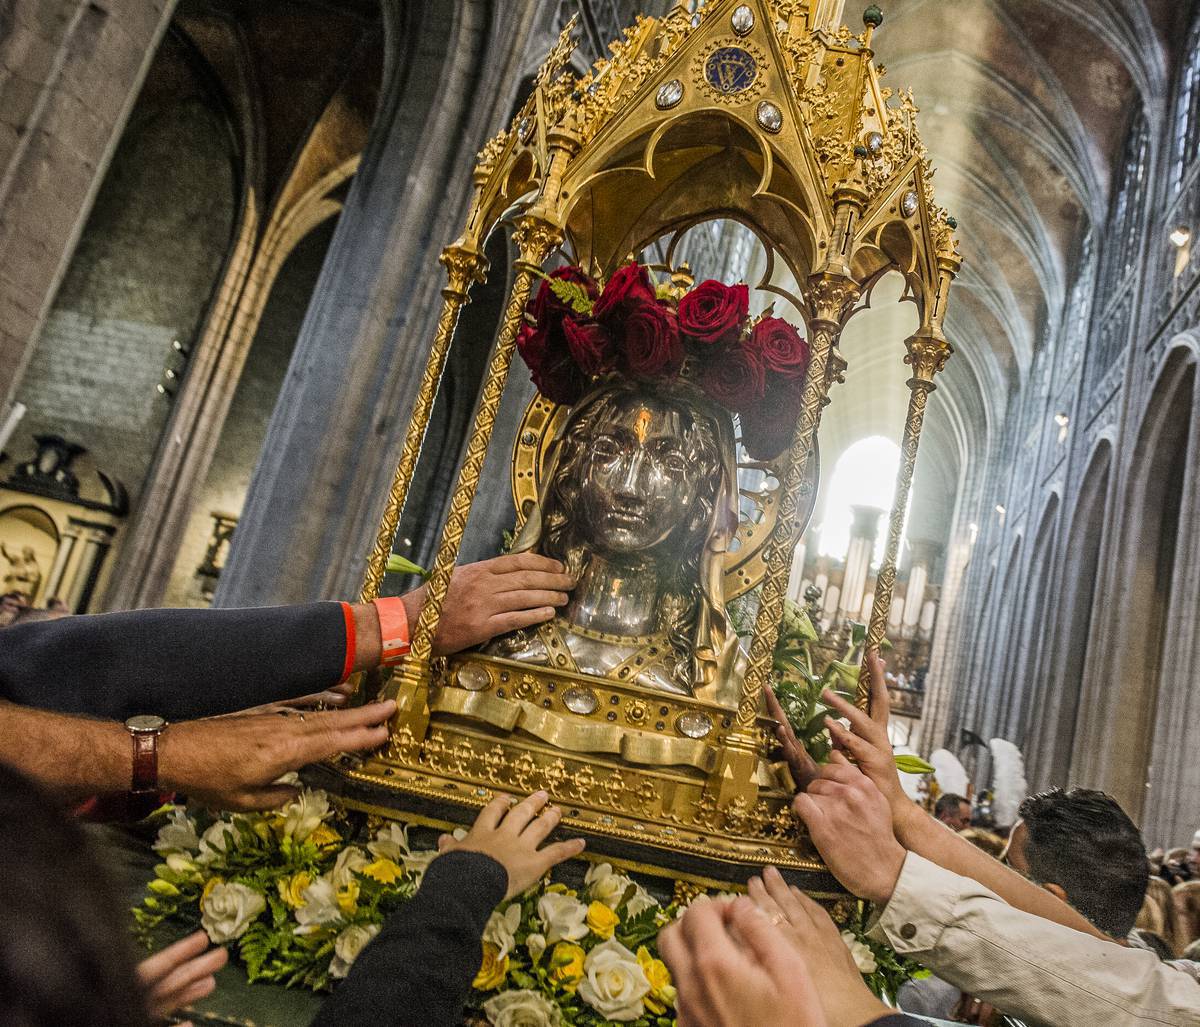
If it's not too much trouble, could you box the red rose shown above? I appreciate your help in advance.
[678,280,749,347]
[530,266,601,329]
[621,302,683,379]
[563,318,615,376]
[518,323,586,405]
[750,316,810,381]
[593,264,658,323]
[739,382,803,460]
[698,343,766,410]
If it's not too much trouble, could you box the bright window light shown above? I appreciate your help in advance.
[818,436,902,563]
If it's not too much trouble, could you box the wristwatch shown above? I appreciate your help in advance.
[125,715,167,794]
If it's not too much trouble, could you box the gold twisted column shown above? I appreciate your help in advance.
[359,245,487,601]
[855,330,952,708]
[707,275,857,806]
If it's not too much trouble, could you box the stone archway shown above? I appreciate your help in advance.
[1028,439,1112,791]
[1082,345,1197,822]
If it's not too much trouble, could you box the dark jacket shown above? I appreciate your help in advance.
[314,849,929,1027]
[0,604,346,721]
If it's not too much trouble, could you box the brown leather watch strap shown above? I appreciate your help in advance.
[130,727,160,794]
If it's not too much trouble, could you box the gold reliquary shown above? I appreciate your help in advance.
[324,0,962,890]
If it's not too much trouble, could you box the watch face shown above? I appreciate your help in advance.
[126,715,166,733]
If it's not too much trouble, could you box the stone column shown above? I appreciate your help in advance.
[903,538,941,635]
[786,538,807,602]
[0,0,178,413]
[839,504,883,620]
[215,1,549,607]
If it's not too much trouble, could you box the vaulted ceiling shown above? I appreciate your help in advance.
[816,0,1191,549]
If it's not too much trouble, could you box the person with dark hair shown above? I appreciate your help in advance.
[0,760,226,1026]
[1006,787,1149,939]
[934,792,972,832]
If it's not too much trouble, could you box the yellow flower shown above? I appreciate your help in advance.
[308,823,341,848]
[549,941,586,993]
[362,858,405,885]
[201,876,223,904]
[250,818,271,843]
[277,871,312,909]
[148,877,179,897]
[472,942,509,990]
[637,945,677,1014]
[336,880,360,916]
[544,882,576,896]
[586,899,620,939]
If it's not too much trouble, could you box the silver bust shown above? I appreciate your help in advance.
[490,379,742,703]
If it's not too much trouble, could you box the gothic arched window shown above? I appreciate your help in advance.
[1100,106,1149,296]
[1171,20,1200,195]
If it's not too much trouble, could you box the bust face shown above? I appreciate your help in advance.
[574,394,705,557]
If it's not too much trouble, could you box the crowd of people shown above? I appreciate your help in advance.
[1,556,1198,1025]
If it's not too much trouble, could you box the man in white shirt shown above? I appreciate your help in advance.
[770,654,1200,1027]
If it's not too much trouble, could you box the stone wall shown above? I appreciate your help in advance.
[14,96,236,503]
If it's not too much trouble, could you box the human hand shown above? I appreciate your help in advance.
[137,929,228,1021]
[794,755,906,905]
[436,790,586,900]
[818,650,910,820]
[658,892,830,1027]
[158,700,396,811]
[765,682,818,790]
[744,867,890,1027]
[402,554,575,656]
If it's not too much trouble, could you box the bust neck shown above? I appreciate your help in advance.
[564,552,660,638]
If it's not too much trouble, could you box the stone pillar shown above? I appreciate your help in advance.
[839,504,883,620]
[786,538,807,602]
[215,1,549,606]
[903,538,942,635]
[0,0,178,413]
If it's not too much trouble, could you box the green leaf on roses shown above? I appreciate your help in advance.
[385,554,428,578]
[893,754,935,775]
[539,275,595,316]
[849,621,867,646]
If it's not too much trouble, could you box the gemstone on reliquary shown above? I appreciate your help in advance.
[563,687,599,715]
[676,711,714,738]
[757,100,783,133]
[902,190,919,217]
[656,79,684,110]
[457,663,491,691]
[731,5,754,35]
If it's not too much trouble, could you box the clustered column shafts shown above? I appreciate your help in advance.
[359,244,487,602]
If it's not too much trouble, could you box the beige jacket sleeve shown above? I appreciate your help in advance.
[868,852,1200,1027]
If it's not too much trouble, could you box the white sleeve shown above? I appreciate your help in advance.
[868,852,1200,1027]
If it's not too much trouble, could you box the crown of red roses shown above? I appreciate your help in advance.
[516,263,811,460]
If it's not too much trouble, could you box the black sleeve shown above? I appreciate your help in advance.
[869,1016,932,1026]
[312,850,508,1027]
[0,603,347,721]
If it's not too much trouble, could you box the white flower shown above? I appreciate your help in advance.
[274,771,301,787]
[367,822,411,862]
[584,862,635,909]
[482,988,562,1027]
[293,875,343,933]
[280,788,330,842]
[197,820,235,865]
[625,885,659,917]
[200,882,265,943]
[483,903,522,960]
[841,930,878,975]
[328,923,380,979]
[536,892,589,944]
[526,932,547,963]
[164,852,201,877]
[331,846,371,891]
[401,848,440,884]
[154,809,199,854]
[577,937,650,1022]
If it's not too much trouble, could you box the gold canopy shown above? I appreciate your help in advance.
[333,0,962,887]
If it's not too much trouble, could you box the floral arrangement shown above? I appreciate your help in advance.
[135,780,919,1021]
[517,264,811,460]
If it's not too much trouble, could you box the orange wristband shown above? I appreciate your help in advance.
[372,596,411,666]
[339,602,356,683]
